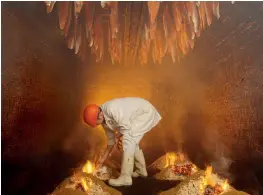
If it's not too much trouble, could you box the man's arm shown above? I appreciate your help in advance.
[95,145,115,169]
[95,127,116,169]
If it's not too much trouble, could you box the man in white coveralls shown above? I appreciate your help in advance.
[83,97,162,187]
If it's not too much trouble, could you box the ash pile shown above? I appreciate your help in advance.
[50,160,121,195]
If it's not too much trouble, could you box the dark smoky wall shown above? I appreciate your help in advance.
[1,2,92,195]
[178,2,263,191]
[153,2,263,193]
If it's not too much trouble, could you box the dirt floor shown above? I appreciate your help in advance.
[106,177,180,195]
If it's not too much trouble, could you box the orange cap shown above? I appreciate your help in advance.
[83,104,100,128]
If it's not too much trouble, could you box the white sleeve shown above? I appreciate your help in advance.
[104,127,116,146]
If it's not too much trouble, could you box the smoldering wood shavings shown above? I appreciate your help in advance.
[204,184,223,195]
[159,171,249,195]
[51,173,121,195]
[159,171,208,195]
[154,163,198,181]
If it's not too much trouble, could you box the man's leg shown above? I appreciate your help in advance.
[132,135,148,178]
[108,132,136,187]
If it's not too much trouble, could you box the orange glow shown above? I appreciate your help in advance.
[82,160,95,174]
[222,179,229,191]
[200,166,230,194]
[81,178,89,191]
[191,164,198,173]
[165,152,177,168]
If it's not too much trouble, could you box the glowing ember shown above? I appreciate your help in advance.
[222,180,229,191]
[204,184,223,195]
[171,163,196,176]
[191,165,198,172]
[82,160,95,174]
[200,166,230,194]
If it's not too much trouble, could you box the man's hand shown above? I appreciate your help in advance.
[117,134,123,151]
[95,145,114,169]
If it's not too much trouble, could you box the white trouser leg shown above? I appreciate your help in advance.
[109,132,144,187]
[132,146,148,178]
[122,132,144,155]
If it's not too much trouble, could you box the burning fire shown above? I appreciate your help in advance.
[200,166,230,195]
[165,152,177,167]
[165,152,186,168]
[81,178,89,191]
[82,160,95,174]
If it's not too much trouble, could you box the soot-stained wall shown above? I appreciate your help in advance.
[2,2,93,195]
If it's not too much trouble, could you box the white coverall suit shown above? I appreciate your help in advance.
[100,97,162,186]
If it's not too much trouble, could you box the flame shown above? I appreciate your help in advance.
[191,164,198,173]
[81,178,89,191]
[200,166,230,194]
[164,152,187,168]
[165,152,177,168]
[178,153,185,162]
[82,160,95,174]
[205,166,213,177]
[222,179,229,191]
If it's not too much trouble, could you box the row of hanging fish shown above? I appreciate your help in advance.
[44,1,234,65]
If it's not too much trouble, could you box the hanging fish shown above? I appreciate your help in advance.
[45,1,56,13]
[63,2,72,37]
[185,1,193,19]
[74,1,83,18]
[184,18,194,41]
[198,2,207,30]
[74,23,82,54]
[179,2,189,21]
[67,34,74,49]
[84,2,94,31]
[204,2,213,26]
[212,1,220,19]
[191,1,200,33]
[85,24,89,40]
[105,2,118,39]
[101,1,109,8]
[169,41,177,63]
[58,2,69,30]
[156,27,167,62]
[172,2,182,31]
[94,16,104,62]
[80,27,88,62]
[148,1,160,39]
[148,1,160,27]
[89,29,94,47]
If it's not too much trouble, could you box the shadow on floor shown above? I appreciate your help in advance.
[106,178,180,195]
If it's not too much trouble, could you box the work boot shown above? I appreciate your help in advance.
[132,148,148,178]
[108,152,134,187]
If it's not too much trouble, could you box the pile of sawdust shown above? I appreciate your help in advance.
[148,154,169,172]
[50,172,121,195]
[159,171,249,195]
[154,162,198,181]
